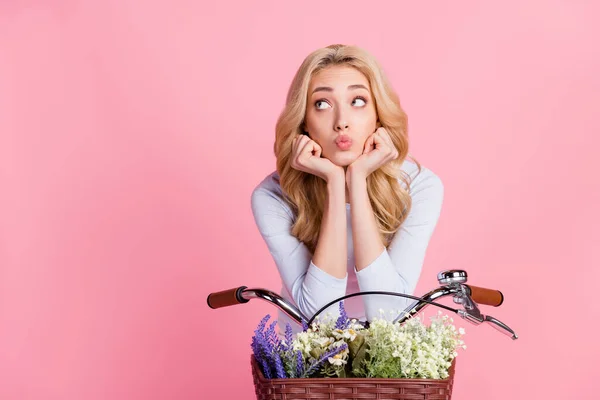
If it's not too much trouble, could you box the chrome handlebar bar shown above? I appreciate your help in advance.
[207,269,518,340]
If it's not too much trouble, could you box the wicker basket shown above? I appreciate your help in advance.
[251,355,456,400]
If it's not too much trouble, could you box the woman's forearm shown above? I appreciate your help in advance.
[312,174,348,279]
[347,171,386,271]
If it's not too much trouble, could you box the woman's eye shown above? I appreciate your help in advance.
[353,97,367,107]
[314,96,367,110]
[315,100,330,110]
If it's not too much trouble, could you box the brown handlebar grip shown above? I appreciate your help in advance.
[465,285,504,307]
[207,286,249,309]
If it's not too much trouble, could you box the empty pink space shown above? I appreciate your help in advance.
[1,1,598,399]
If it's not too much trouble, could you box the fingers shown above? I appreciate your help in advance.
[363,134,375,154]
[291,134,323,173]
[311,141,322,158]
[292,134,307,153]
[299,136,316,158]
[291,135,308,169]
[293,134,322,157]
[374,128,399,160]
[372,130,385,148]
[293,134,311,158]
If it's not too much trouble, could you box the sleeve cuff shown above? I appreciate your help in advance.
[354,248,407,292]
[355,248,387,281]
[306,260,348,289]
[354,248,412,321]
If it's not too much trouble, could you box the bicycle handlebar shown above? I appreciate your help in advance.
[207,285,504,311]
[206,271,518,340]
[465,285,504,307]
[206,286,249,309]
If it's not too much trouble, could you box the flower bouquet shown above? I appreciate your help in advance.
[250,302,466,400]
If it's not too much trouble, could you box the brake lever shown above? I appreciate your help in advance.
[483,315,518,340]
[454,286,518,340]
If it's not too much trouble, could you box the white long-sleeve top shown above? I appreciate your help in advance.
[250,160,444,333]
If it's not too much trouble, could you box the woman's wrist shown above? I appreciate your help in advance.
[345,165,367,188]
[325,173,346,203]
[325,167,346,185]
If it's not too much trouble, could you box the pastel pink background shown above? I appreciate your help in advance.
[1,1,599,399]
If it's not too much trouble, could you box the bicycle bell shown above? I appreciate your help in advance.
[437,270,467,285]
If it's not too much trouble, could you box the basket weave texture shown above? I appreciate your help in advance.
[251,355,456,400]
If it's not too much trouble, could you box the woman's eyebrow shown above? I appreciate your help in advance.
[311,84,369,94]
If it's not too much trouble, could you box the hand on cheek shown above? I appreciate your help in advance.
[348,127,399,179]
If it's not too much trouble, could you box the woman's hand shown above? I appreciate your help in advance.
[347,127,399,181]
[290,134,344,183]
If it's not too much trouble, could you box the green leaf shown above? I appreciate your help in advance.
[309,348,324,360]
[348,333,365,358]
[351,340,368,375]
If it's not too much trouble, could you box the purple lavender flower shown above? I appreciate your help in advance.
[302,320,309,331]
[272,351,287,378]
[256,314,271,333]
[253,331,270,362]
[334,301,350,330]
[260,356,272,379]
[252,314,296,379]
[303,343,348,377]
[296,350,304,378]
[265,320,281,349]
[282,323,293,352]
[251,315,269,359]
[251,315,276,377]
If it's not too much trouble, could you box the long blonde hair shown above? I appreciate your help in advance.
[274,44,421,254]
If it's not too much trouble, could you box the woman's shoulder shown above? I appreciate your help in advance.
[250,170,293,214]
[252,170,284,196]
[398,158,444,200]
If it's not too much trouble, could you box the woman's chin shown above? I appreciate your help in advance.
[329,152,359,167]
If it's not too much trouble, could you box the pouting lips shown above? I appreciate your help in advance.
[335,135,353,150]
[335,135,352,144]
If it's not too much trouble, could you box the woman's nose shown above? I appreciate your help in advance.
[335,117,349,131]
[335,122,349,131]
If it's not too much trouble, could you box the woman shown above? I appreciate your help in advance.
[251,44,444,333]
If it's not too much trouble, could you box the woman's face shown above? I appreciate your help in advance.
[304,65,378,167]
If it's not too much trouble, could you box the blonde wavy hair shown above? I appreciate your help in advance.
[274,44,421,254]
